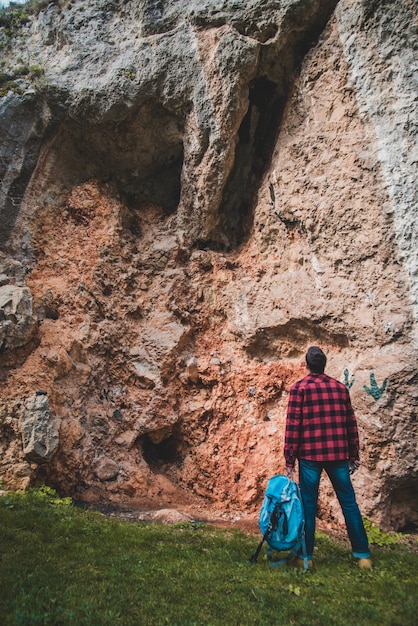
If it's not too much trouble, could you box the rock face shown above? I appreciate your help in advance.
[0,0,417,531]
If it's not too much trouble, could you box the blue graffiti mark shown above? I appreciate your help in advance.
[363,372,387,401]
[343,369,355,390]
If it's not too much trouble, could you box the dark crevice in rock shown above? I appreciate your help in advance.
[2,175,27,248]
[119,157,183,216]
[387,480,418,532]
[141,429,184,470]
[203,0,340,251]
[213,77,286,251]
[0,96,45,248]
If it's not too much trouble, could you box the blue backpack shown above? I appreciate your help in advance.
[250,474,309,569]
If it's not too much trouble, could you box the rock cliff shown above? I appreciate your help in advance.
[0,0,417,531]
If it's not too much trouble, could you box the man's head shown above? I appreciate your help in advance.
[306,346,327,373]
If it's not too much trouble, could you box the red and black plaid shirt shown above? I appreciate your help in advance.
[284,373,360,467]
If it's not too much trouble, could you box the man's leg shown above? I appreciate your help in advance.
[298,459,322,560]
[325,461,371,559]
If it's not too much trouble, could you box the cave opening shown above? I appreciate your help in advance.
[141,431,183,469]
[27,99,185,233]
[388,481,418,533]
[399,521,418,534]
[211,76,286,251]
[68,101,185,218]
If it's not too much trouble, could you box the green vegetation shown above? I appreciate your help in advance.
[0,0,50,93]
[124,69,136,81]
[0,3,31,36]
[0,0,68,29]
[0,487,417,625]
[0,1,72,45]
[363,517,404,547]
[0,63,44,95]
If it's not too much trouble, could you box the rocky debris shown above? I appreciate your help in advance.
[148,508,194,525]
[0,0,416,533]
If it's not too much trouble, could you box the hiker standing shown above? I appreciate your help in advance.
[284,346,372,569]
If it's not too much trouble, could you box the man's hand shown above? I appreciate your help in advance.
[349,460,360,474]
[286,466,294,480]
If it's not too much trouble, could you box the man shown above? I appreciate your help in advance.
[284,346,372,569]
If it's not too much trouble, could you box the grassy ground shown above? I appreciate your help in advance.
[0,488,417,626]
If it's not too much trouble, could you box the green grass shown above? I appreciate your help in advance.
[0,488,417,626]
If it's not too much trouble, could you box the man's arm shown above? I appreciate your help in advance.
[345,390,360,461]
[284,384,302,470]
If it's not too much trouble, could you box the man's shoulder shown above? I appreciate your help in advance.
[322,374,347,391]
[292,373,346,391]
[290,374,318,391]
[290,376,306,390]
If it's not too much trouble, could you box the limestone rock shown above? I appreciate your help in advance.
[131,359,161,389]
[0,254,37,361]
[0,284,36,348]
[93,456,120,481]
[150,509,194,524]
[21,393,60,463]
[185,357,200,384]
[0,0,416,533]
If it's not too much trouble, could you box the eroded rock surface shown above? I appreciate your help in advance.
[0,0,417,531]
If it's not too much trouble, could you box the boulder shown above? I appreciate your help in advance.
[21,393,60,464]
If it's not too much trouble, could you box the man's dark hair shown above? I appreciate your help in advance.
[306,346,327,373]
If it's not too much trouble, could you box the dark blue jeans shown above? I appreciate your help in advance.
[298,459,370,560]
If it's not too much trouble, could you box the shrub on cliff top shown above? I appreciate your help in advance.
[0,0,72,32]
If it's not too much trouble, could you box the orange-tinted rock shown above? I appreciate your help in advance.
[0,0,416,532]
